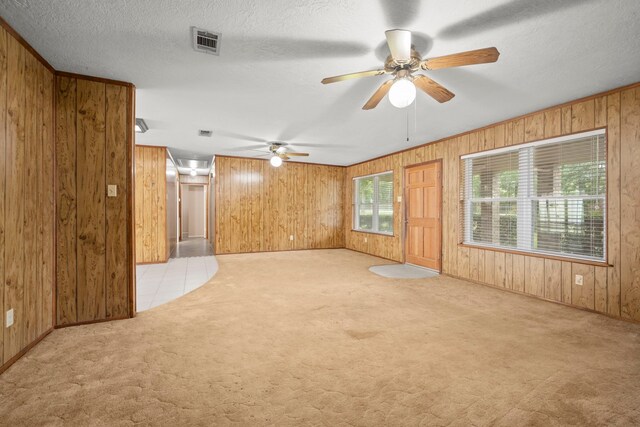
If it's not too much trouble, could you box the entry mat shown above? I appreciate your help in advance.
[369,263,440,279]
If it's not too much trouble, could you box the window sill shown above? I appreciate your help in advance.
[351,229,394,237]
[457,243,612,267]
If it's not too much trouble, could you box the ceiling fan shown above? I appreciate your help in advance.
[260,142,309,167]
[321,29,500,110]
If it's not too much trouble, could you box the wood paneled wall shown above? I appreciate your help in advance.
[56,74,134,326]
[0,25,55,369]
[345,83,640,322]
[134,145,168,264]
[166,154,178,258]
[215,156,345,254]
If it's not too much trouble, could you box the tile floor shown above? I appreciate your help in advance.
[136,256,218,312]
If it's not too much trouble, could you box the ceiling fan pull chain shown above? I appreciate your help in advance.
[406,105,410,143]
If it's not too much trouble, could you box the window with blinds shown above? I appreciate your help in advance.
[460,129,606,261]
[353,171,394,234]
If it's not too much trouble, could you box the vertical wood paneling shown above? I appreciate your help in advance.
[484,250,495,286]
[544,108,562,138]
[595,96,607,127]
[571,99,595,132]
[76,79,106,322]
[55,75,77,325]
[156,148,167,258]
[606,93,621,317]
[561,106,572,134]
[134,145,171,264]
[512,254,525,293]
[215,157,344,254]
[1,29,56,367]
[477,250,485,283]
[524,112,544,142]
[525,257,544,297]
[561,261,572,304]
[23,52,38,344]
[56,76,133,327]
[135,146,145,261]
[504,253,513,290]
[469,247,479,281]
[4,35,26,360]
[595,266,607,313]
[40,67,54,333]
[105,85,128,318]
[494,251,505,287]
[572,263,595,310]
[544,259,562,302]
[620,87,640,321]
[0,27,6,364]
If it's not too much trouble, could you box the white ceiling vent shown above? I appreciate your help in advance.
[192,27,221,55]
[199,129,213,137]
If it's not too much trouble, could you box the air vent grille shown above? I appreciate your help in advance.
[192,27,221,55]
[199,129,213,137]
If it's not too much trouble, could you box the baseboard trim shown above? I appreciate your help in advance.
[55,315,131,329]
[0,328,54,375]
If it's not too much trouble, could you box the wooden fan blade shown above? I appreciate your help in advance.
[363,80,394,110]
[285,153,309,157]
[421,47,500,70]
[321,69,386,84]
[413,75,455,103]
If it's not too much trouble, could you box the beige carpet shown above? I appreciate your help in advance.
[1,249,639,426]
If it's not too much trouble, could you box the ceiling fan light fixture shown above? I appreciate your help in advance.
[388,78,416,109]
[270,155,283,167]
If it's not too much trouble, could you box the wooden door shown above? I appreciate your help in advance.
[405,161,442,271]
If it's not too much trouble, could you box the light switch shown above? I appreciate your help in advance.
[575,274,583,286]
[6,308,13,327]
[108,185,117,197]
[397,196,402,202]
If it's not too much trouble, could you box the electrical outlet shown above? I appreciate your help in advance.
[397,196,402,203]
[107,184,117,197]
[6,308,13,327]
[364,237,368,243]
[575,274,583,286]
[289,235,294,241]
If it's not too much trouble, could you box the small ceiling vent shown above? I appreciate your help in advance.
[199,129,213,137]
[192,27,221,55]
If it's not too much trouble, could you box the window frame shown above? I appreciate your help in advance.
[460,129,607,264]
[353,171,394,236]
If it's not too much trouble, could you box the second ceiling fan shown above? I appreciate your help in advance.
[321,30,500,110]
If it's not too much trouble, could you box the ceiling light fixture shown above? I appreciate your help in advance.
[270,155,283,167]
[135,118,149,133]
[190,169,197,176]
[388,78,416,109]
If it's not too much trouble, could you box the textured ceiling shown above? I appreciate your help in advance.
[2,0,639,165]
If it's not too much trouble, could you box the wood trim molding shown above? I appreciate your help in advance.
[457,243,612,268]
[55,71,134,88]
[0,15,55,73]
[214,154,347,168]
[54,316,130,329]
[127,86,137,318]
[0,329,53,375]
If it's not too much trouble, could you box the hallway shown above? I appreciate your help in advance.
[171,237,214,258]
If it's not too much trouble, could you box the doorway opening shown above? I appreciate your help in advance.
[404,160,443,272]
[174,183,213,258]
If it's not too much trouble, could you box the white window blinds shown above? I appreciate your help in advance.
[461,129,606,262]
